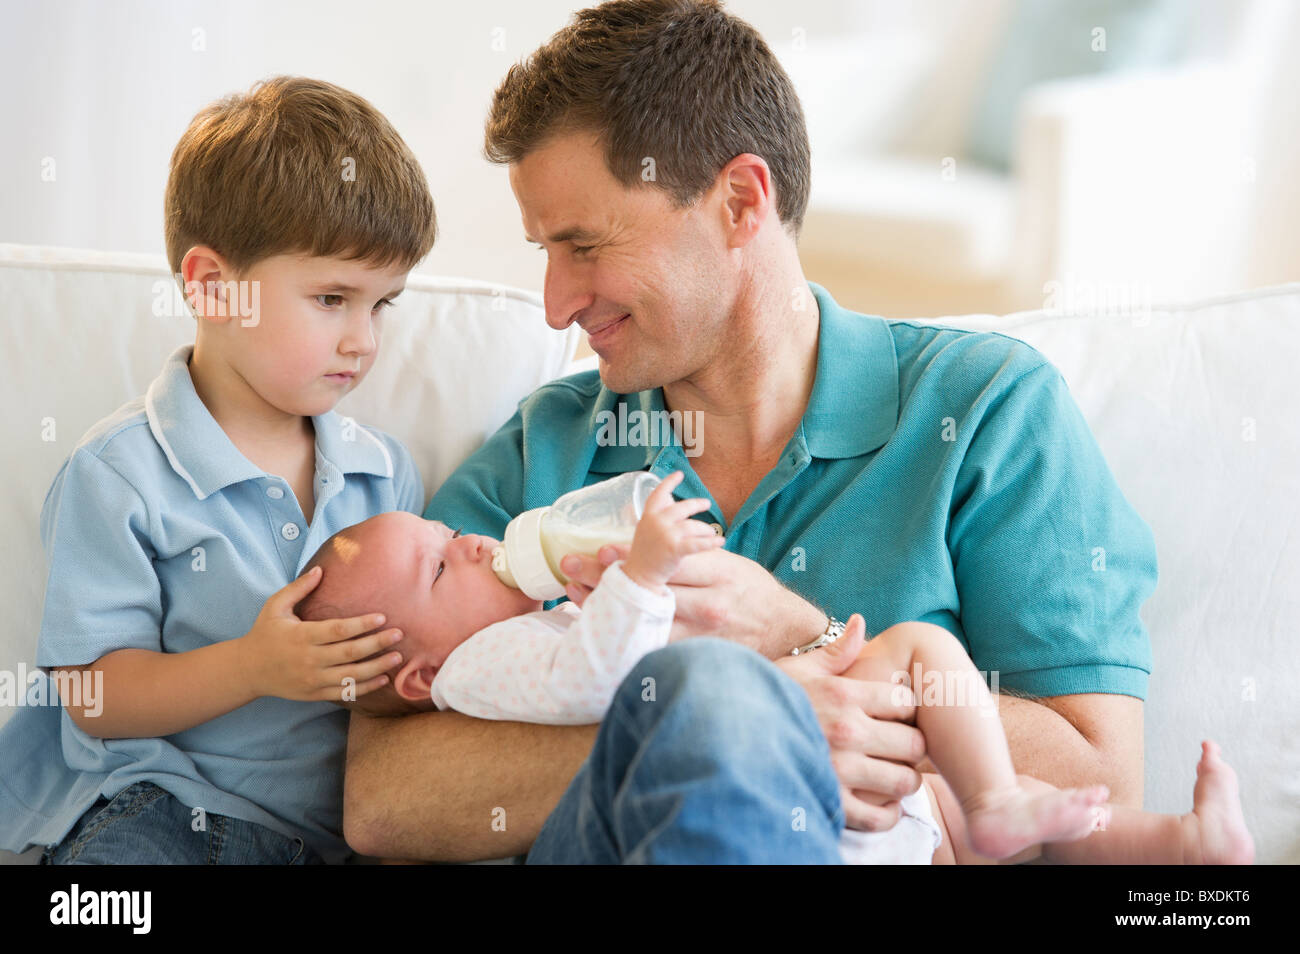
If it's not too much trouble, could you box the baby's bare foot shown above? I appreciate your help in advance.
[1182,740,1254,865]
[962,784,1109,860]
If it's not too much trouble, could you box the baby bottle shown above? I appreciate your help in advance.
[490,471,661,600]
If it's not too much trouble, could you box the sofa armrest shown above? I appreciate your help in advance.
[1008,65,1255,306]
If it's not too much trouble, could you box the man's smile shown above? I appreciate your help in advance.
[585,313,629,348]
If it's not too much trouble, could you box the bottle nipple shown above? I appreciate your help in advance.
[491,544,518,589]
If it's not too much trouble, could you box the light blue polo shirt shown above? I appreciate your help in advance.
[0,344,423,861]
[426,283,1156,699]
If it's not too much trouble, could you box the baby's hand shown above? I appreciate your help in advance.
[622,471,725,591]
[237,567,405,703]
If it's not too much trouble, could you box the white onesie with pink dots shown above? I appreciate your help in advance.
[428,558,940,864]
[430,560,674,723]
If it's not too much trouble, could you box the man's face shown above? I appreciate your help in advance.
[509,131,732,394]
[198,252,409,419]
[330,512,542,701]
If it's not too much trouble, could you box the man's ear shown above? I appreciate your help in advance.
[391,656,439,703]
[717,153,773,249]
[181,245,236,323]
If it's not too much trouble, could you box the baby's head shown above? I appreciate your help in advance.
[295,512,542,715]
[164,75,438,419]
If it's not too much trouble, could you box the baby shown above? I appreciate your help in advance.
[299,471,1254,865]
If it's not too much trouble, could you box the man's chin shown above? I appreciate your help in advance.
[596,355,662,395]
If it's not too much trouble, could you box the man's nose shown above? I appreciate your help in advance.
[542,256,595,332]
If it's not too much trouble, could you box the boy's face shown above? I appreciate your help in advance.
[330,512,542,703]
[188,250,409,418]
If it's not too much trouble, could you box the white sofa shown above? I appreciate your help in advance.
[1,245,1295,863]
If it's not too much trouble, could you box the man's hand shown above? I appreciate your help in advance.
[774,615,927,833]
[560,549,926,832]
[560,544,825,657]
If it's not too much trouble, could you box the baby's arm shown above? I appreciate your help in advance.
[431,470,723,723]
[430,561,675,723]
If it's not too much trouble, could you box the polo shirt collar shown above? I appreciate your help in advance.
[588,282,899,469]
[802,282,899,458]
[144,344,392,500]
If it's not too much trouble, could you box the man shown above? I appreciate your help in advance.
[343,0,1155,863]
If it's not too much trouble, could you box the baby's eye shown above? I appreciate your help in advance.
[316,294,344,308]
[432,528,462,586]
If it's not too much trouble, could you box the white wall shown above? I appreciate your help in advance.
[1,0,1293,301]
[0,0,862,293]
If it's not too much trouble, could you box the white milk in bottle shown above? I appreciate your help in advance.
[490,471,661,600]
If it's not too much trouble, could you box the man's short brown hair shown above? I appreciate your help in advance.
[165,76,437,277]
[485,0,810,234]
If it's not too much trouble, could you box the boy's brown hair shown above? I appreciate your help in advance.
[165,76,437,277]
[484,0,811,235]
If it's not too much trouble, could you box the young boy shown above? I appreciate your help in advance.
[299,471,1255,865]
[0,76,436,864]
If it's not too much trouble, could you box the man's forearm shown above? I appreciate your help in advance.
[343,709,598,861]
[977,693,1144,808]
[756,586,828,659]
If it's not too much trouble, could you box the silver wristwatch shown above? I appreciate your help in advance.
[791,616,847,655]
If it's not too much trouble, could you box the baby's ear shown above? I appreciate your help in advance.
[391,657,438,703]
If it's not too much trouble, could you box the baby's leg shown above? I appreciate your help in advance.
[1042,741,1254,864]
[923,774,1040,865]
[844,621,1106,860]
[925,742,1254,865]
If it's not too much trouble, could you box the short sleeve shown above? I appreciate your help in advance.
[36,450,164,668]
[948,361,1157,699]
[424,402,525,539]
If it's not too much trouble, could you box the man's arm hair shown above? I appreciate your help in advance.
[993,691,1144,808]
[343,709,599,861]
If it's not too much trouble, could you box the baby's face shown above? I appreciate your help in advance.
[330,512,542,701]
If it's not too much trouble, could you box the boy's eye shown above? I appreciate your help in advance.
[316,294,344,307]
[373,298,395,313]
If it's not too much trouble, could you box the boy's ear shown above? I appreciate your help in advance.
[181,245,235,323]
[391,656,439,704]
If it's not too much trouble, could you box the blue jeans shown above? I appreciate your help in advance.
[41,781,325,865]
[526,638,846,863]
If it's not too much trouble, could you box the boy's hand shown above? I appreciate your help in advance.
[237,566,405,703]
[622,471,725,591]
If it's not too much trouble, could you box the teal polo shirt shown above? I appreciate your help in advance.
[426,283,1156,699]
[0,344,424,860]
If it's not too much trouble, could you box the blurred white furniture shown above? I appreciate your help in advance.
[1,245,1295,862]
[785,0,1296,317]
